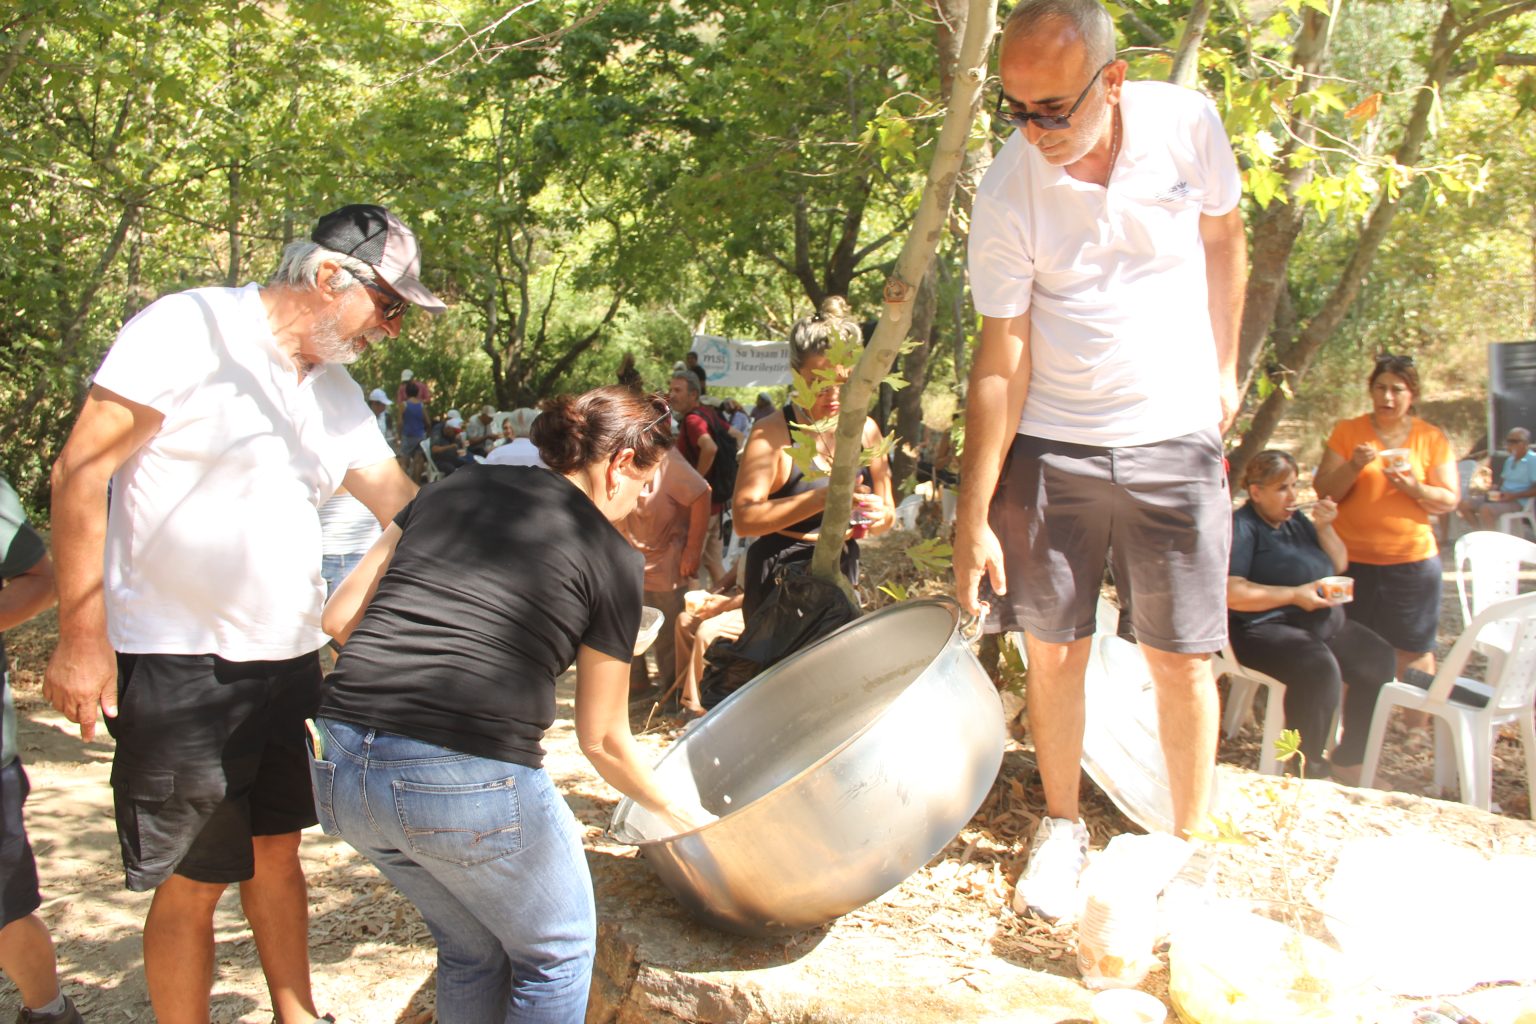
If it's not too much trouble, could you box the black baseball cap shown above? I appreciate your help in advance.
[310,204,446,314]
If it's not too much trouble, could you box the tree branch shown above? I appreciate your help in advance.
[531,292,624,395]
[1452,0,1536,48]
[809,0,998,583]
[1451,51,1536,76]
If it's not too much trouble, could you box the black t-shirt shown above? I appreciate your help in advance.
[1228,502,1338,632]
[319,465,643,768]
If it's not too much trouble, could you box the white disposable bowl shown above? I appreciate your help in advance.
[633,606,664,656]
[1377,447,1411,472]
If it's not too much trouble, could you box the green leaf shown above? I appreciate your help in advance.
[905,536,953,575]
[1274,728,1303,764]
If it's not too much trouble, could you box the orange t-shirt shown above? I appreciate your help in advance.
[1326,414,1454,565]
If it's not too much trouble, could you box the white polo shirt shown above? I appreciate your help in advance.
[93,284,395,660]
[969,80,1242,447]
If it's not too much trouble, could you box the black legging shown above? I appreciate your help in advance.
[1229,616,1394,767]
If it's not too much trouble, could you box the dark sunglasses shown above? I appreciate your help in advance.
[1509,436,1529,445]
[1374,352,1414,368]
[994,60,1112,131]
[360,278,409,321]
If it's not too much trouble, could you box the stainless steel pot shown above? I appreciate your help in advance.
[610,597,1004,936]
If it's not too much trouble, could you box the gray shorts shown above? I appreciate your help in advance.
[983,428,1230,654]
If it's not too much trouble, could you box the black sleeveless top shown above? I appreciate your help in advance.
[768,403,871,536]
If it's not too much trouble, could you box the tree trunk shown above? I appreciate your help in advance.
[226,162,242,288]
[1229,0,1467,484]
[0,20,39,96]
[809,0,999,587]
[1234,8,1334,398]
[891,264,940,489]
[1168,0,1213,89]
[933,0,992,401]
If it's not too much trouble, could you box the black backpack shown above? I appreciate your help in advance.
[691,406,738,504]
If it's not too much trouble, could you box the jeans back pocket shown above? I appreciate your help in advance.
[306,757,341,837]
[393,776,524,866]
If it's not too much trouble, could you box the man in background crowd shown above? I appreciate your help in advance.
[668,372,730,586]
[367,388,393,446]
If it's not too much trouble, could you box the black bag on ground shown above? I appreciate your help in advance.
[692,405,738,505]
[698,563,860,709]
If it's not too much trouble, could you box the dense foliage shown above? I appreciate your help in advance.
[2,0,1533,514]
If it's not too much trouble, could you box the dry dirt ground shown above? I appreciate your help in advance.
[2,519,1534,1023]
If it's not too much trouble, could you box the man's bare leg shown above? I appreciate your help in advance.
[1023,634,1094,820]
[1142,646,1220,836]
[0,913,61,1008]
[241,831,318,1024]
[144,875,226,1024]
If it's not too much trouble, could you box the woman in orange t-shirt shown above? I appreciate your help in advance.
[1314,354,1459,687]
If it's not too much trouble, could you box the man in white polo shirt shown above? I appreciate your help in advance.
[46,204,445,1022]
[955,0,1247,921]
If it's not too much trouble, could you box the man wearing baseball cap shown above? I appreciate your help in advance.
[46,203,444,1022]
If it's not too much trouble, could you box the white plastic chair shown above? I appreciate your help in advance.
[1498,507,1536,539]
[1357,590,1536,811]
[1213,644,1339,777]
[1453,530,1536,678]
[420,437,443,482]
[894,493,922,531]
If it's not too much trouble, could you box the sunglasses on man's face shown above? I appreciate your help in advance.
[360,278,409,321]
[994,60,1112,132]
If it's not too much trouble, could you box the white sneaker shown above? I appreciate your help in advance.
[1013,816,1090,921]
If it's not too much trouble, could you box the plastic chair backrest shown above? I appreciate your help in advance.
[1490,596,1536,713]
[1436,590,1536,713]
[420,437,442,482]
[1454,531,1536,637]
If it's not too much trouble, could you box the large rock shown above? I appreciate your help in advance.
[580,761,1536,1024]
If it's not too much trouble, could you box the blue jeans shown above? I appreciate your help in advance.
[309,719,594,1023]
[320,552,366,599]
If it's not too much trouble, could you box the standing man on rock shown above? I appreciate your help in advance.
[45,204,445,1023]
[955,0,1246,921]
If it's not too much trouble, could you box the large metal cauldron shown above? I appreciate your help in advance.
[610,598,1004,936]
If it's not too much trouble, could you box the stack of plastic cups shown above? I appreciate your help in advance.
[1077,880,1158,990]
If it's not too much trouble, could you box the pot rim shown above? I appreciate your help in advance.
[612,596,971,846]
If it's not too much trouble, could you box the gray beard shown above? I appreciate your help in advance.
[309,304,381,365]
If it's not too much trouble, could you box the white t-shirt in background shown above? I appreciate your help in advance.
[483,438,545,468]
[969,81,1242,448]
[92,284,394,660]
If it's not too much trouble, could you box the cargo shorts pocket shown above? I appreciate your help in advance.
[394,776,523,867]
[306,757,340,837]
[112,764,177,807]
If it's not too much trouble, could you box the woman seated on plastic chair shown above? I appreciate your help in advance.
[1227,450,1395,784]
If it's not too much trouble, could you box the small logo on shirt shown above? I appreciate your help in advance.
[1155,180,1191,204]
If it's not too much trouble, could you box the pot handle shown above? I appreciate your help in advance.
[958,608,985,641]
